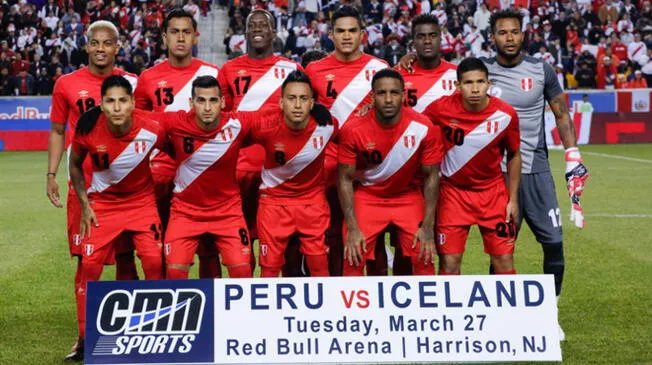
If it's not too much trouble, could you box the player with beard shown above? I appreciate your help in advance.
[304,5,389,276]
[134,9,221,279]
[218,9,301,272]
[45,20,138,362]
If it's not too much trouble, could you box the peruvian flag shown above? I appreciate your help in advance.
[617,90,652,112]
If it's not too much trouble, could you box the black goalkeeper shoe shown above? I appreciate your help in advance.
[64,338,84,363]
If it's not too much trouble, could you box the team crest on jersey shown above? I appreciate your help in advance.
[486,120,499,134]
[78,90,89,98]
[164,243,171,256]
[312,136,324,150]
[441,79,455,90]
[403,134,416,148]
[260,244,268,257]
[217,127,234,142]
[520,77,534,91]
[134,141,147,153]
[84,244,94,257]
[73,234,82,246]
[365,69,377,81]
[157,80,168,88]
[325,74,335,81]
[274,142,285,151]
[274,67,287,79]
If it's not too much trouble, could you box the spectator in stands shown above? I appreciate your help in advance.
[628,33,648,66]
[383,33,405,66]
[597,56,618,89]
[11,69,35,95]
[0,67,11,96]
[576,62,597,88]
[629,70,649,87]
[11,53,30,76]
[473,2,491,34]
[578,49,598,70]
[35,67,53,95]
[365,0,383,24]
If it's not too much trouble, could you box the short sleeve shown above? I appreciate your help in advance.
[543,62,563,102]
[71,131,87,156]
[134,73,153,110]
[217,68,234,112]
[504,109,521,153]
[50,77,69,125]
[420,124,444,165]
[337,124,358,165]
[421,99,442,126]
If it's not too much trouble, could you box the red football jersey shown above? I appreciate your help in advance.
[159,110,256,211]
[339,108,443,200]
[51,67,138,145]
[71,109,165,205]
[397,60,457,113]
[134,58,219,112]
[423,93,520,189]
[218,55,302,172]
[250,111,339,204]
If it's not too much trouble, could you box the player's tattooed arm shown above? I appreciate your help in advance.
[338,162,366,267]
[46,123,66,208]
[549,94,578,149]
[415,163,439,264]
[69,147,98,237]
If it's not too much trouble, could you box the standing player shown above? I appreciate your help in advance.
[394,13,457,275]
[337,69,441,276]
[162,76,255,279]
[252,70,335,278]
[304,6,388,276]
[218,9,301,256]
[68,76,165,361]
[44,20,138,362]
[422,58,521,276]
[134,9,221,279]
[483,10,589,340]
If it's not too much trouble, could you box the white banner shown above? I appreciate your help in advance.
[214,275,561,363]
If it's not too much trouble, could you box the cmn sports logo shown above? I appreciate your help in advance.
[92,289,205,356]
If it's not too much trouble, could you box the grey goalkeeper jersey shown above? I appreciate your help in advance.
[480,56,563,174]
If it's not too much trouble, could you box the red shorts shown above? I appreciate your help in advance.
[343,194,424,261]
[165,200,251,266]
[257,199,330,268]
[436,182,515,255]
[80,202,162,265]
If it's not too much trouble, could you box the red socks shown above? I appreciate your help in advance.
[77,261,103,338]
[140,255,164,280]
[166,267,189,280]
[410,256,435,275]
[261,266,281,278]
[227,265,252,278]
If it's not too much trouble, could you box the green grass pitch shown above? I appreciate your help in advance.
[0,145,651,364]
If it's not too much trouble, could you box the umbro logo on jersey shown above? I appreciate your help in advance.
[365,142,376,150]
[78,90,89,98]
[405,81,413,88]
[96,145,107,152]
[157,80,168,88]
[274,142,285,151]
[403,134,416,148]
[325,74,335,81]
[312,136,324,149]
[237,69,247,76]
[520,77,534,91]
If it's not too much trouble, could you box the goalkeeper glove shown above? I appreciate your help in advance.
[564,147,589,229]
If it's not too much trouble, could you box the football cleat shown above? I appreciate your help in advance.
[64,338,84,363]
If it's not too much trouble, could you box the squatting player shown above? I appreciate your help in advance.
[44,20,138,362]
[68,75,165,360]
[483,10,589,339]
[218,9,301,257]
[162,76,256,279]
[337,69,441,276]
[305,5,388,276]
[252,70,335,278]
[134,9,221,278]
[423,58,521,276]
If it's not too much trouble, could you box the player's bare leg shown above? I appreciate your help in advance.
[490,254,516,274]
[305,254,329,276]
[438,253,463,275]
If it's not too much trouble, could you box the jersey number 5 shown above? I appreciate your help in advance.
[155,87,174,106]
[404,89,417,107]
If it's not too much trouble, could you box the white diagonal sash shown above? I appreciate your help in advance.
[237,60,298,111]
[412,69,457,113]
[441,110,511,177]
[165,65,219,112]
[173,118,242,193]
[123,74,138,93]
[330,58,387,125]
[89,128,157,193]
[360,121,429,186]
[260,124,334,189]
